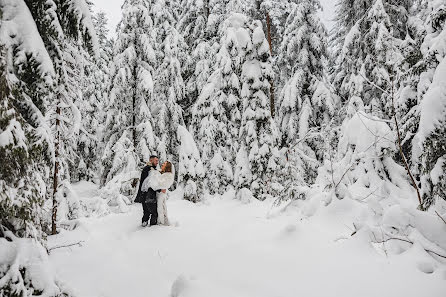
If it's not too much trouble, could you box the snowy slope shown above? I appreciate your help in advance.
[48,184,446,297]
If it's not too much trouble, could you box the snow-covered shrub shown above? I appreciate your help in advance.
[54,181,112,226]
[99,170,137,213]
[177,126,205,202]
[0,231,71,296]
[412,2,446,209]
[316,97,403,201]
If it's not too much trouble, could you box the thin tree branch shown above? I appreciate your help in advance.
[435,211,446,225]
[373,237,446,259]
[48,241,84,253]
[390,77,423,210]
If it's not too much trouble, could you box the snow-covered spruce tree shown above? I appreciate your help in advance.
[177,0,215,126]
[332,0,411,117]
[392,0,430,172]
[250,0,290,56]
[177,126,205,202]
[275,0,336,198]
[69,8,112,182]
[413,1,446,209]
[231,13,282,200]
[102,0,157,190]
[191,11,252,195]
[22,0,98,232]
[152,0,187,163]
[0,0,95,294]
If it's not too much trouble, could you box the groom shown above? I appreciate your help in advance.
[135,155,160,227]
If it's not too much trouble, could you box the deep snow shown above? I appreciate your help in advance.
[48,183,446,297]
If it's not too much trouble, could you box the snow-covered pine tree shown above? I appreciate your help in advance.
[1,0,95,294]
[71,9,112,182]
[393,0,428,172]
[275,0,336,197]
[102,0,157,189]
[23,0,98,234]
[0,35,51,240]
[332,0,411,118]
[177,125,205,202]
[231,13,282,200]
[177,0,215,126]
[191,10,251,195]
[413,0,446,209]
[152,0,187,163]
[250,0,289,56]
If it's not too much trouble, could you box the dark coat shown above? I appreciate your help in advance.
[134,165,158,203]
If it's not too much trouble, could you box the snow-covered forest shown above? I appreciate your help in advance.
[1,0,446,296]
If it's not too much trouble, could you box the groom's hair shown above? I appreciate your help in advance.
[149,155,158,160]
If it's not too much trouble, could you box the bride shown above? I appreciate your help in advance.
[141,161,174,225]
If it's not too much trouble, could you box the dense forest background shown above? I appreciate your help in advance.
[1,0,446,295]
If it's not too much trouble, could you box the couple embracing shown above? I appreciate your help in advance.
[135,155,174,227]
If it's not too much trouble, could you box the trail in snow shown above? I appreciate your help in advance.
[48,187,446,297]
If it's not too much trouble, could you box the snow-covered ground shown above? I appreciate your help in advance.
[48,183,446,297]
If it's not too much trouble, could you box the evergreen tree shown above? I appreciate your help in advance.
[231,13,281,200]
[102,0,158,186]
[152,0,187,163]
[275,0,336,192]
[177,0,214,126]
[332,0,412,118]
[191,11,249,194]
[177,125,205,202]
[1,0,95,294]
[413,1,446,209]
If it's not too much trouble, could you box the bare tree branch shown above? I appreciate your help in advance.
[390,77,424,210]
[435,211,446,225]
[373,237,446,259]
[48,241,84,253]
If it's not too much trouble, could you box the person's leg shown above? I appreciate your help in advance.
[148,202,158,226]
[157,195,164,225]
[142,202,150,225]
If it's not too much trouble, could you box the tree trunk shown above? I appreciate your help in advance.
[132,64,137,146]
[52,103,60,235]
[266,12,275,118]
[204,0,209,19]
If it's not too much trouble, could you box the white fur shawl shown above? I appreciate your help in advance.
[141,167,175,192]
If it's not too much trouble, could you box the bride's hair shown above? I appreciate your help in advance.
[161,161,172,173]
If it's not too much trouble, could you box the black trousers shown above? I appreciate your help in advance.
[142,202,158,225]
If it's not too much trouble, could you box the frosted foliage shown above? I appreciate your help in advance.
[232,14,282,200]
[413,4,446,209]
[0,232,70,296]
[277,0,333,143]
[332,0,407,119]
[317,109,404,203]
[102,0,158,186]
[177,126,204,202]
[152,0,187,162]
[0,0,54,76]
[191,13,252,193]
[418,57,446,142]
